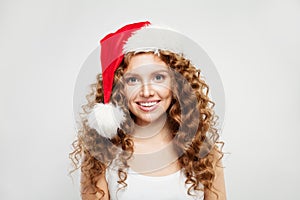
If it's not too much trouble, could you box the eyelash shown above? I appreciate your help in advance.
[154,74,165,81]
[125,73,167,84]
[126,77,139,83]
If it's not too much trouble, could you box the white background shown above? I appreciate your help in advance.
[1,0,300,199]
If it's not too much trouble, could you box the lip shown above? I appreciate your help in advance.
[135,100,160,112]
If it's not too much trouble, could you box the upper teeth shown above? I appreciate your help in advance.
[139,101,158,107]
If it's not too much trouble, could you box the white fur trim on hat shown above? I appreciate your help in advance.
[123,25,191,60]
[87,103,125,139]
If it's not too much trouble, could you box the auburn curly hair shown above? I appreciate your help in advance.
[70,50,224,199]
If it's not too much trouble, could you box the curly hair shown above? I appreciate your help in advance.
[69,50,224,199]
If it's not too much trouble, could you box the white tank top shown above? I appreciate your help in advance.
[105,164,204,200]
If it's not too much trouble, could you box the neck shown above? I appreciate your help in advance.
[129,115,179,174]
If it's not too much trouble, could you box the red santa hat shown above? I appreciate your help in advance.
[100,21,151,104]
[88,21,151,139]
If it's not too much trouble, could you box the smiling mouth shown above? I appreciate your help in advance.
[136,101,160,111]
[137,101,159,107]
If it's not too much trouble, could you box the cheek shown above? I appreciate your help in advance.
[124,86,140,101]
[163,88,172,99]
[153,83,172,98]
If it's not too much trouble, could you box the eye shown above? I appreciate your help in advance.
[125,77,140,85]
[153,74,165,81]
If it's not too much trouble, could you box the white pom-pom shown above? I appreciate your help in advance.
[87,103,125,139]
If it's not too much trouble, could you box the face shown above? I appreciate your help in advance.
[124,53,173,126]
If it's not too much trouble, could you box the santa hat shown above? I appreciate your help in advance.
[88,21,151,139]
[87,21,225,139]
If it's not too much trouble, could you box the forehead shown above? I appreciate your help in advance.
[126,53,168,73]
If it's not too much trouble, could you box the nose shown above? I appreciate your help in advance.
[140,83,154,97]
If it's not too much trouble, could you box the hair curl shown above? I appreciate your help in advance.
[69,50,224,199]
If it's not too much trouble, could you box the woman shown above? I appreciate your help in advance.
[70,21,226,200]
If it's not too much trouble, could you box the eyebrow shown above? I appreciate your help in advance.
[124,69,170,77]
